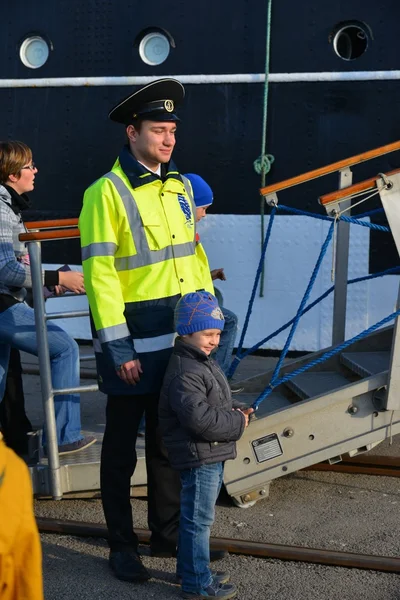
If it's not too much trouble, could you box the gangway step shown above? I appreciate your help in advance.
[285,371,352,400]
[245,392,293,418]
[340,351,391,378]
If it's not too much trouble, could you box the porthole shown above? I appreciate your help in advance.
[19,35,50,69]
[331,21,371,61]
[139,32,170,66]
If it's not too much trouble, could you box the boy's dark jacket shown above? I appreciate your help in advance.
[159,337,245,470]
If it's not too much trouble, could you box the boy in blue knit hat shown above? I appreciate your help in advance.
[184,174,239,381]
[159,291,253,600]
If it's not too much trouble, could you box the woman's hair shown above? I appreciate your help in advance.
[0,141,32,184]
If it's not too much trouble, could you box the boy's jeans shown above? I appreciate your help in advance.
[177,462,224,593]
[214,307,238,377]
[0,302,82,446]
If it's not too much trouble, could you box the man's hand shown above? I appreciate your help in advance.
[58,270,85,294]
[117,359,143,385]
[237,407,254,428]
[210,268,226,281]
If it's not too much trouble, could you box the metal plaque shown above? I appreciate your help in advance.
[252,433,283,463]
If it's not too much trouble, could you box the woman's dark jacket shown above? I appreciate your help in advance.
[159,337,245,470]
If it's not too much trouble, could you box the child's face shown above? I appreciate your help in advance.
[184,328,221,355]
[195,205,210,222]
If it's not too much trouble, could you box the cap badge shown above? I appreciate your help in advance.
[211,307,224,320]
[164,99,174,112]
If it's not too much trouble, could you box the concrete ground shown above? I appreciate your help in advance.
[19,351,400,600]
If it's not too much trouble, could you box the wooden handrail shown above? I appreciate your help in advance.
[260,140,400,197]
[319,168,400,206]
[19,228,80,242]
[24,218,79,230]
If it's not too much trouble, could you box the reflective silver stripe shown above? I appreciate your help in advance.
[115,241,196,271]
[104,172,149,256]
[104,172,195,269]
[134,333,176,353]
[81,241,118,261]
[182,175,195,213]
[94,332,176,353]
[97,322,130,343]
[93,338,102,353]
[181,175,198,242]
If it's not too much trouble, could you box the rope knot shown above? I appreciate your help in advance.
[253,153,275,176]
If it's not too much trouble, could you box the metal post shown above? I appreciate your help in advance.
[385,283,400,411]
[332,167,353,345]
[27,241,62,499]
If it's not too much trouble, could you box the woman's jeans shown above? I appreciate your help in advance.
[177,462,224,593]
[214,307,238,377]
[0,302,82,447]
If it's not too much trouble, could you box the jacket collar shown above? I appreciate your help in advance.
[0,184,11,206]
[118,145,184,190]
[0,184,31,215]
[174,336,210,362]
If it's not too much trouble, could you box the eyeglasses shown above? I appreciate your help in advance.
[21,162,37,171]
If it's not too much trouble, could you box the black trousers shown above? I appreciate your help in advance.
[100,392,181,553]
[0,347,32,455]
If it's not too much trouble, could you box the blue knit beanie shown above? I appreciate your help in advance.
[175,291,225,335]
[184,173,214,208]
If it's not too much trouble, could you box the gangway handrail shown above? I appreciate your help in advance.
[18,222,95,499]
[259,140,400,197]
[25,218,79,230]
[45,310,89,320]
[20,228,80,242]
[319,168,400,207]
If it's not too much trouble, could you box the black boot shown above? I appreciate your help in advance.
[109,550,151,582]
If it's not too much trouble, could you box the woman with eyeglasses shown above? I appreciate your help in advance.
[0,140,95,456]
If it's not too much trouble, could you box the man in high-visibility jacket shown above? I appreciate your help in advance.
[79,79,223,583]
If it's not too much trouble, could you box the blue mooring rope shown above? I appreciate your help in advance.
[228,201,397,392]
[252,307,400,411]
[263,222,335,389]
[227,266,400,379]
[277,204,390,232]
[235,206,277,357]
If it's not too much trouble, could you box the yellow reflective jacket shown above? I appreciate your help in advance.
[79,148,213,394]
[0,438,43,600]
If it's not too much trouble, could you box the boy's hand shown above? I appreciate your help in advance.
[117,359,143,385]
[238,408,254,428]
[210,268,226,281]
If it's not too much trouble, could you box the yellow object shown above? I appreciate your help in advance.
[0,438,43,600]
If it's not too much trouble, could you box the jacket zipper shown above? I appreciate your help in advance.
[206,358,231,400]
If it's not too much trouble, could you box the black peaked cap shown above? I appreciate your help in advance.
[108,78,185,124]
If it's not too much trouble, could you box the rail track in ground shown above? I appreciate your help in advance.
[35,455,400,574]
[36,515,400,574]
[304,453,400,477]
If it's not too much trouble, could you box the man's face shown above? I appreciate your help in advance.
[127,120,177,168]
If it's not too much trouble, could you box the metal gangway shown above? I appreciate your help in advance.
[224,140,400,506]
[20,140,400,503]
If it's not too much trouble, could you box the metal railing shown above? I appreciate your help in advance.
[20,221,96,499]
[258,140,400,346]
[259,139,400,197]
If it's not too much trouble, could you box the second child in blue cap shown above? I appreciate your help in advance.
[159,291,253,600]
[184,173,240,385]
